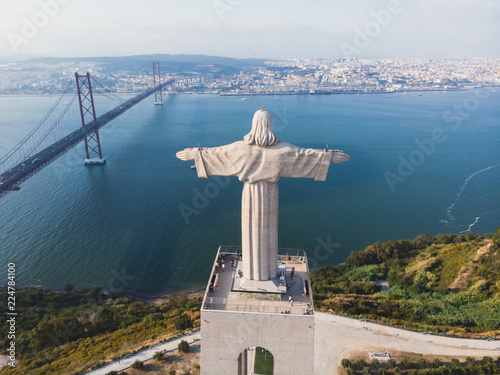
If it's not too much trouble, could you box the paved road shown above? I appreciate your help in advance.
[314,312,500,375]
[85,330,200,375]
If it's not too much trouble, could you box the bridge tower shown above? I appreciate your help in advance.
[152,62,164,105]
[75,72,106,165]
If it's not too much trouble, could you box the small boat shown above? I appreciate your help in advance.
[191,165,196,169]
[241,97,248,101]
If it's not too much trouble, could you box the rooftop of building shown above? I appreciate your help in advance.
[201,246,314,316]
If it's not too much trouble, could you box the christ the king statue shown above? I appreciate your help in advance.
[176,109,350,281]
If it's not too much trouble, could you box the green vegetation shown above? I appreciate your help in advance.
[0,289,202,374]
[178,340,189,353]
[312,227,500,335]
[174,314,194,331]
[254,347,274,375]
[131,359,144,369]
[153,350,165,361]
[341,355,500,374]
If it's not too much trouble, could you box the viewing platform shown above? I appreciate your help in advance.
[201,246,314,316]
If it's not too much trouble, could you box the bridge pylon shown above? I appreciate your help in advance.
[75,72,106,165]
[152,62,164,105]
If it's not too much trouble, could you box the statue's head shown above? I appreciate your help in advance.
[244,109,279,147]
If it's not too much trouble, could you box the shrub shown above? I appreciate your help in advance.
[419,358,427,367]
[341,359,351,368]
[194,364,200,369]
[346,368,355,375]
[483,356,493,365]
[465,357,475,366]
[174,314,193,331]
[394,367,401,375]
[356,359,367,369]
[362,368,370,375]
[433,358,443,368]
[168,371,176,375]
[64,283,74,292]
[402,357,411,368]
[178,339,189,353]
[105,372,118,375]
[153,351,164,361]
[388,359,396,368]
[378,369,386,375]
[372,358,380,368]
[451,358,460,367]
[131,360,144,369]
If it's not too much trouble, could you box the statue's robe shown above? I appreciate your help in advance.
[191,141,334,281]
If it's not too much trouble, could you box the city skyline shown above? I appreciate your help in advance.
[0,0,499,60]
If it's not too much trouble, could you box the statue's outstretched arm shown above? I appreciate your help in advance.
[176,148,195,161]
[331,150,351,163]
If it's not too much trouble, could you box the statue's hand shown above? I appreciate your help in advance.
[176,148,195,161]
[331,150,351,163]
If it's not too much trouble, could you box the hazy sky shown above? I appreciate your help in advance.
[0,0,498,59]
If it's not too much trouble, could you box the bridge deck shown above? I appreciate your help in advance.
[0,79,174,198]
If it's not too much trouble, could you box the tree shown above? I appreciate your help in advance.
[413,233,432,249]
[388,359,397,368]
[433,358,443,368]
[341,359,351,369]
[402,357,411,368]
[153,351,165,361]
[492,226,500,248]
[356,359,367,369]
[94,307,118,332]
[131,360,144,369]
[178,340,189,353]
[168,371,176,375]
[433,233,456,244]
[105,372,118,375]
[64,283,74,292]
[91,286,103,302]
[174,314,193,331]
[372,358,380,368]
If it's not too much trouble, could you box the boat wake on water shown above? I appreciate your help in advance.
[440,162,500,230]
[458,208,500,234]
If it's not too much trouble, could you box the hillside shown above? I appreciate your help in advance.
[0,289,202,374]
[311,227,500,336]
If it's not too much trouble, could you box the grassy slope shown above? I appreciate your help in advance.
[311,229,500,336]
[0,290,201,374]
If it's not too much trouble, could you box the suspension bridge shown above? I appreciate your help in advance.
[0,63,174,199]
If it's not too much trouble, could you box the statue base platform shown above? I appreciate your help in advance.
[231,261,287,294]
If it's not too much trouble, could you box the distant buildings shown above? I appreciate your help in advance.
[0,57,499,96]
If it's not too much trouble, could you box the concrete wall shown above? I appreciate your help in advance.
[201,309,315,375]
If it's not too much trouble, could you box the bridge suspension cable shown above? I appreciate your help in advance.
[0,81,77,173]
[90,76,127,103]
